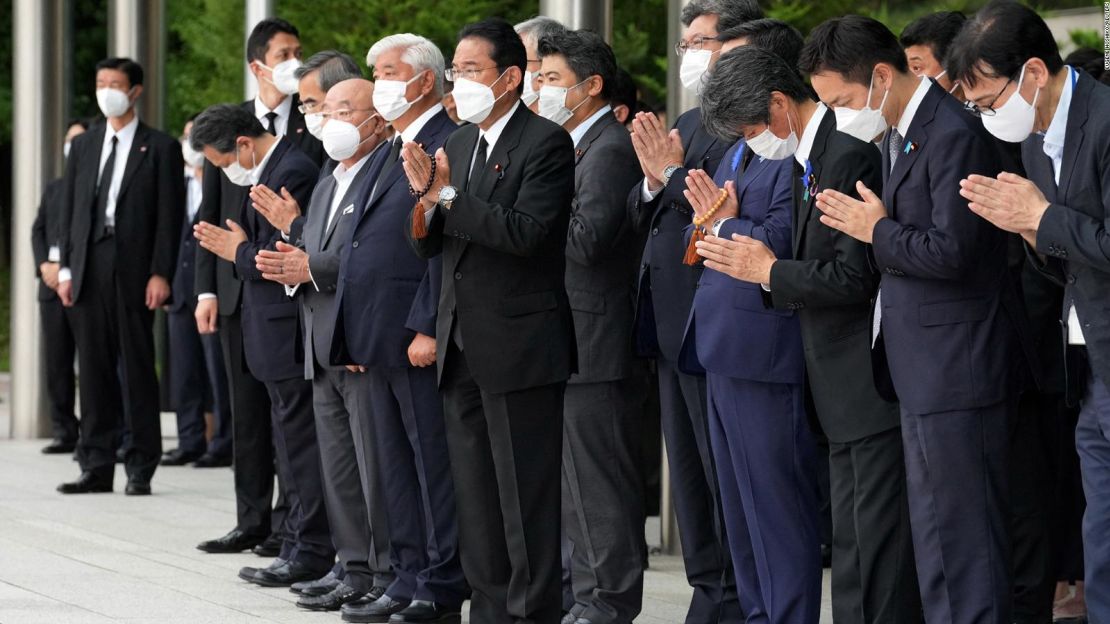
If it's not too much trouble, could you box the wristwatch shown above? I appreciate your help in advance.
[661,164,681,186]
[438,185,458,210]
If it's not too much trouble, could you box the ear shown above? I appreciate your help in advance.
[131,84,145,101]
[1025,57,1052,89]
[586,75,604,98]
[504,66,523,94]
[248,59,266,80]
[873,63,896,91]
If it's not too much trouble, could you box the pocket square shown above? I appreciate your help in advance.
[342,204,355,215]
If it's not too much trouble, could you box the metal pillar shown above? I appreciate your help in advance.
[667,0,698,124]
[109,0,167,130]
[539,0,613,42]
[11,0,68,438]
[244,0,275,100]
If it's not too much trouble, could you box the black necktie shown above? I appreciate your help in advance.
[265,111,278,135]
[94,136,118,238]
[466,136,488,192]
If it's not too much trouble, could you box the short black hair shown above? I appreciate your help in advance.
[294,50,362,91]
[459,18,527,94]
[701,45,812,142]
[537,29,618,101]
[246,17,299,64]
[95,57,144,87]
[611,68,639,115]
[947,1,1063,89]
[900,11,967,66]
[190,104,267,154]
[799,15,909,86]
[67,117,90,131]
[681,0,764,32]
[718,18,804,70]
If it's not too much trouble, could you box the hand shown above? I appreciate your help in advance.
[194,219,248,262]
[630,112,684,191]
[345,364,367,373]
[256,241,311,286]
[40,262,60,290]
[407,332,437,368]
[57,279,74,307]
[145,275,171,310]
[402,144,451,209]
[684,170,738,222]
[816,181,887,244]
[695,234,778,284]
[195,297,219,334]
[959,172,1049,245]
[250,184,302,235]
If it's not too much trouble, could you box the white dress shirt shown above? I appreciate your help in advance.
[569,105,612,148]
[255,95,292,137]
[400,103,445,144]
[185,168,203,222]
[794,103,827,168]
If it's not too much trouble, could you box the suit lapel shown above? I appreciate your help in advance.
[1057,71,1088,202]
[473,104,529,200]
[321,162,373,249]
[793,113,833,256]
[885,86,941,205]
[574,112,616,165]
[1025,134,1058,203]
[115,122,150,202]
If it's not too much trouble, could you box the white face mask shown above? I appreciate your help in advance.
[181,139,205,168]
[304,111,325,140]
[258,59,302,95]
[933,70,947,81]
[981,63,1040,144]
[522,70,539,106]
[223,143,258,187]
[373,72,424,122]
[452,69,509,124]
[834,69,890,143]
[747,111,798,161]
[321,114,378,161]
[538,79,590,127]
[96,87,133,118]
[680,49,717,94]
[64,142,72,159]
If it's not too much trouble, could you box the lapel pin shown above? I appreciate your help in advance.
[575,149,584,158]
[139,145,147,152]
[904,141,918,154]
[297,128,304,134]
[494,163,504,180]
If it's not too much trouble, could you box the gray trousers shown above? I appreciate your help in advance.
[312,366,394,591]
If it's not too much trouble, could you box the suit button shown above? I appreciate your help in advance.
[652,228,659,236]
[1067,274,1077,284]
[352,241,359,248]
[454,272,462,280]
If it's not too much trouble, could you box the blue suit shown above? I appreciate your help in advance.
[679,142,819,624]
[330,109,467,607]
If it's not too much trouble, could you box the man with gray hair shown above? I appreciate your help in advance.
[293,50,362,142]
[514,16,565,110]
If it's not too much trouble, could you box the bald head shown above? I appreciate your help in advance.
[325,77,375,113]
[321,78,387,164]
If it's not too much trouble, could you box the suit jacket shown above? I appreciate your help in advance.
[233,138,319,382]
[296,149,377,379]
[870,82,1022,415]
[679,141,804,385]
[627,108,730,361]
[31,178,64,302]
[567,111,645,384]
[168,173,202,314]
[406,103,577,394]
[60,120,185,306]
[330,110,456,370]
[1026,71,1110,392]
[195,96,325,315]
[764,111,898,443]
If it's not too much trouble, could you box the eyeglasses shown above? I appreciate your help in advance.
[963,78,1012,117]
[674,36,718,56]
[297,102,321,115]
[445,66,498,82]
[320,108,375,122]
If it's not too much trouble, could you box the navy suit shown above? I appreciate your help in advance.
[680,142,819,623]
[871,82,1021,624]
[232,138,333,570]
[331,109,466,607]
[625,108,736,624]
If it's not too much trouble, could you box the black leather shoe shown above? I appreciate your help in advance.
[42,438,76,454]
[57,472,112,494]
[251,560,328,588]
[239,558,286,582]
[297,582,364,611]
[196,529,265,554]
[160,448,203,466]
[342,593,410,623]
[192,453,232,468]
[252,533,282,558]
[389,600,461,623]
[125,480,152,496]
[291,568,341,596]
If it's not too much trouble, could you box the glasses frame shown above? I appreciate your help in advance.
[963,77,1013,117]
[445,65,499,82]
[674,35,718,56]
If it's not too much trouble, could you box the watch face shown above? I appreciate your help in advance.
[440,186,457,202]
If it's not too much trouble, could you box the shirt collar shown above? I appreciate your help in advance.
[1042,66,1075,160]
[478,100,521,152]
[794,103,827,167]
[254,95,292,123]
[332,148,373,183]
[105,115,140,143]
[400,103,445,144]
[569,105,612,148]
[896,76,932,137]
[254,135,282,178]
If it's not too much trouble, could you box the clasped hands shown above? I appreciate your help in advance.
[683,169,776,283]
[958,172,1049,247]
[630,111,684,192]
[401,143,451,209]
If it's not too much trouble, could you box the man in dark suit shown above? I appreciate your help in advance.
[402,18,576,624]
[191,104,333,587]
[56,57,185,496]
[31,119,88,455]
[536,30,646,624]
[805,16,1024,623]
[192,17,324,556]
[624,4,763,621]
[162,116,232,467]
[950,3,1110,616]
[695,44,921,623]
